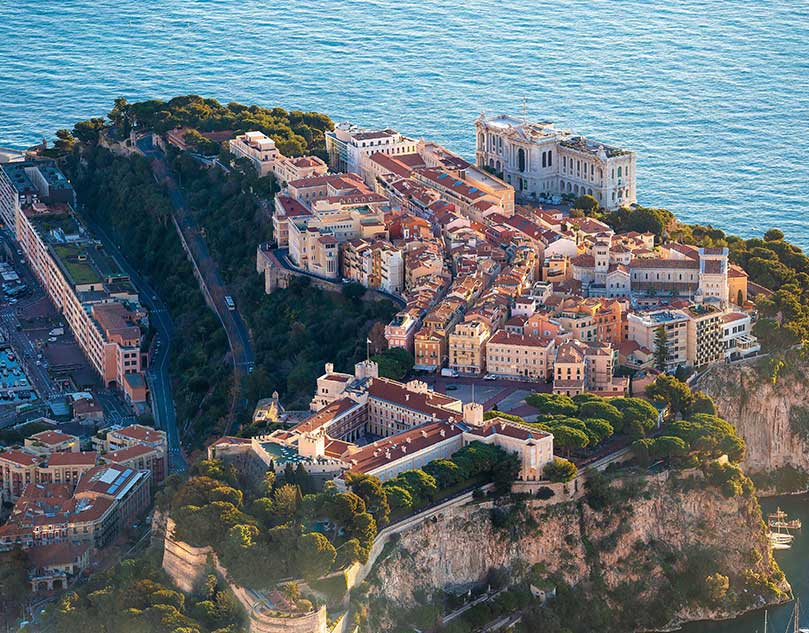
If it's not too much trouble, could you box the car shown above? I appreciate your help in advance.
[483,374,497,381]
[47,336,57,342]
[445,385,458,391]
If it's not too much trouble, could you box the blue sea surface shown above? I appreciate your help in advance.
[1,1,808,247]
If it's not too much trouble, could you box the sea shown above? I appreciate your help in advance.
[1,1,808,247]
[0,2,808,628]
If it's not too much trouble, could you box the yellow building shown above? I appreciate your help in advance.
[449,319,491,375]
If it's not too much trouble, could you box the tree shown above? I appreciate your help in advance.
[653,325,669,371]
[0,547,29,621]
[273,484,300,519]
[572,194,599,214]
[549,425,589,457]
[54,129,76,153]
[764,228,784,242]
[651,436,688,464]
[384,485,413,512]
[687,391,717,416]
[342,282,366,301]
[295,533,336,580]
[423,459,462,488]
[525,393,578,416]
[72,117,106,144]
[345,472,391,526]
[705,573,730,604]
[543,458,578,483]
[646,374,694,418]
[371,347,415,380]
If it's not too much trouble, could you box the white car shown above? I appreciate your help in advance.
[483,374,497,381]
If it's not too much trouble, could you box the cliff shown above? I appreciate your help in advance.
[699,358,809,483]
[361,471,788,632]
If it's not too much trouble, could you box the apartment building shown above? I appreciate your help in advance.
[366,378,463,436]
[341,238,404,295]
[553,340,627,397]
[93,424,168,485]
[385,309,422,353]
[474,114,636,209]
[0,160,75,233]
[485,331,556,381]
[685,304,724,368]
[23,430,80,456]
[228,131,280,176]
[412,168,504,221]
[0,449,98,502]
[627,310,690,371]
[413,329,445,372]
[449,319,491,375]
[721,312,761,360]
[14,201,146,403]
[325,122,418,175]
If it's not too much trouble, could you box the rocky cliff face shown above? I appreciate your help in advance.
[363,472,787,632]
[699,360,809,476]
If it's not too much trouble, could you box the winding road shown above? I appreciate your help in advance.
[138,139,255,434]
[86,219,187,471]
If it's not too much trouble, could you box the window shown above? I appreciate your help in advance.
[542,152,547,168]
[518,148,526,172]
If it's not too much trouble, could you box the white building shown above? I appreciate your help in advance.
[228,131,280,176]
[475,114,636,209]
[325,122,419,176]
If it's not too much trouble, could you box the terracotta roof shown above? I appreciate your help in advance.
[572,254,595,267]
[105,444,158,462]
[45,452,97,467]
[630,258,699,270]
[367,377,460,419]
[210,436,252,447]
[29,430,76,446]
[721,312,748,324]
[467,418,550,442]
[346,421,464,474]
[293,398,361,434]
[28,542,90,569]
[114,425,164,444]
[0,450,41,466]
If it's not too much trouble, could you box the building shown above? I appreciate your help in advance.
[627,310,690,371]
[485,330,556,381]
[228,131,280,176]
[553,340,627,397]
[341,238,404,295]
[24,430,80,456]
[685,304,724,368]
[93,424,168,484]
[475,114,636,209]
[449,319,491,375]
[0,449,98,503]
[0,160,75,233]
[721,312,760,360]
[366,377,463,437]
[325,122,418,175]
[14,201,147,403]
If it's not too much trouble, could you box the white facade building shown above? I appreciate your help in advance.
[474,114,636,209]
[325,122,419,176]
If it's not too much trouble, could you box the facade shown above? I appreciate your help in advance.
[0,160,75,233]
[553,340,627,397]
[14,200,146,402]
[228,131,280,176]
[475,114,636,209]
[93,424,168,484]
[721,312,761,360]
[341,238,404,295]
[627,310,690,371]
[485,330,555,381]
[449,319,491,375]
[325,122,418,175]
[0,449,98,502]
[685,304,724,368]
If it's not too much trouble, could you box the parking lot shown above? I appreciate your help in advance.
[0,229,133,426]
[422,374,551,420]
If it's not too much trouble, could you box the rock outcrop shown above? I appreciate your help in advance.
[363,472,787,631]
[699,359,809,475]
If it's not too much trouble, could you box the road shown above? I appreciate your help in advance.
[140,141,255,434]
[86,219,186,472]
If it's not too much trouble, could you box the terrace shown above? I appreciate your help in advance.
[51,244,103,286]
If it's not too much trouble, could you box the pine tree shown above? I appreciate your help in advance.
[653,325,669,371]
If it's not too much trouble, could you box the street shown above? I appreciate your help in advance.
[139,139,255,435]
[86,219,187,472]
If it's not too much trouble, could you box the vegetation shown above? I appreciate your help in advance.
[0,548,29,628]
[371,347,415,381]
[543,457,578,482]
[524,392,659,457]
[46,556,244,633]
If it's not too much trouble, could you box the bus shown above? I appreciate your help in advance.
[225,295,235,311]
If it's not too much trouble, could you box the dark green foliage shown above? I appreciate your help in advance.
[371,347,415,381]
[543,457,578,482]
[46,556,244,633]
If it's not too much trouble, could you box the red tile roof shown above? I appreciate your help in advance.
[29,430,76,446]
[45,452,97,467]
[0,450,41,466]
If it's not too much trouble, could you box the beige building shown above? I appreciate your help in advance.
[228,131,280,176]
[627,310,689,370]
[92,424,168,485]
[325,122,419,175]
[341,238,404,295]
[553,340,627,397]
[449,319,491,375]
[475,114,636,209]
[485,331,556,381]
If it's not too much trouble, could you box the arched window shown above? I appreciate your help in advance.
[489,158,494,167]
[518,148,526,172]
[495,160,501,171]
[618,166,622,178]
[478,132,485,148]
[548,151,552,167]
[542,152,547,168]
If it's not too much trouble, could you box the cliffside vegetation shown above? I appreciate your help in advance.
[45,555,244,633]
[62,146,232,447]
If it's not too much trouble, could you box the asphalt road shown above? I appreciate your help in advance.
[142,142,255,434]
[87,219,187,472]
